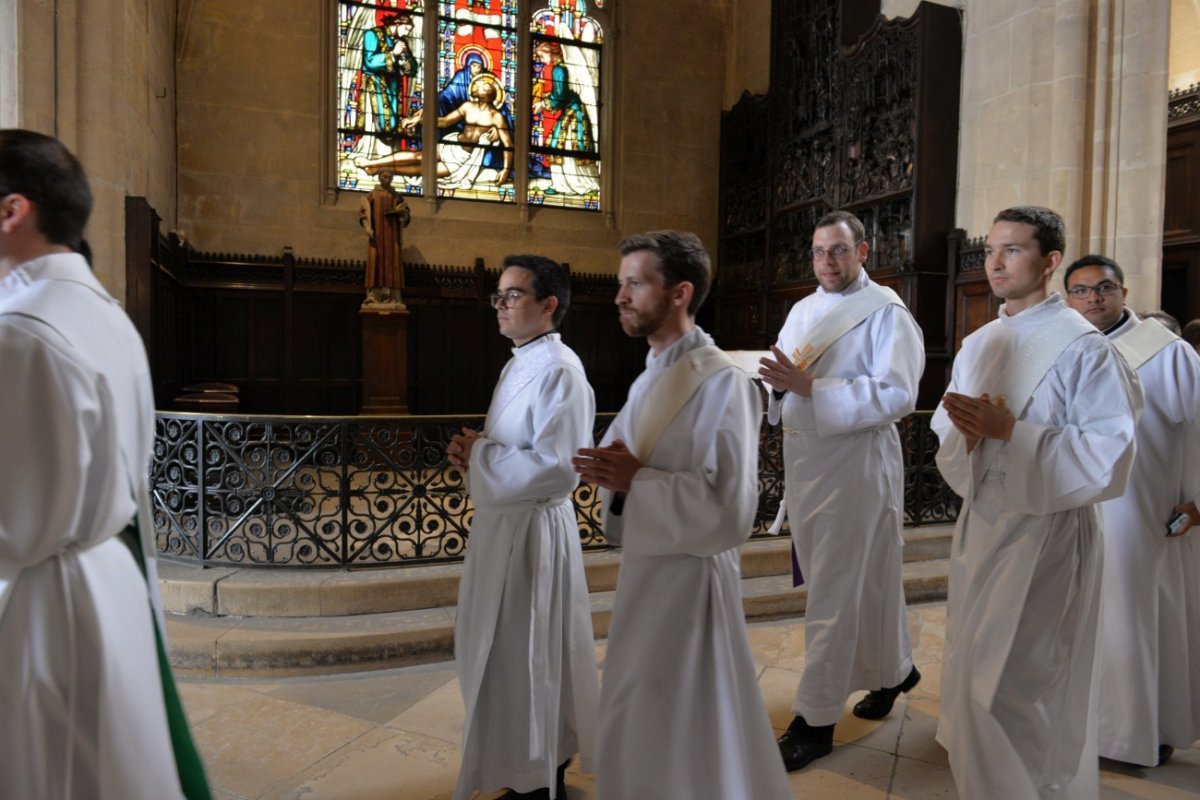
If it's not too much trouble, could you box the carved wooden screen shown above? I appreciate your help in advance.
[716,0,961,406]
[1163,84,1200,325]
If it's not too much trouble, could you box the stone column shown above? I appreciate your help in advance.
[955,0,1170,309]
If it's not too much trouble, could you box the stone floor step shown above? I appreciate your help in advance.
[165,552,950,677]
[159,524,954,619]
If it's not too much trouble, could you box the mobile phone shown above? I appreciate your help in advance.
[1166,510,1189,536]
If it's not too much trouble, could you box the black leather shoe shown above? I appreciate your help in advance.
[1157,745,1174,766]
[498,758,570,799]
[777,715,834,771]
[852,666,921,720]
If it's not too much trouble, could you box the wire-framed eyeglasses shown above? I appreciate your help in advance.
[489,288,541,309]
[1065,281,1121,299]
[811,244,857,261]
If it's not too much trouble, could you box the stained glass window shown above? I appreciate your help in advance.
[337,2,427,194]
[434,0,519,202]
[530,2,603,210]
[336,0,604,210]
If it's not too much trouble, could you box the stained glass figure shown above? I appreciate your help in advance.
[338,1,427,194]
[530,2,602,210]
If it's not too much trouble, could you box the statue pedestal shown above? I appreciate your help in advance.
[360,303,410,414]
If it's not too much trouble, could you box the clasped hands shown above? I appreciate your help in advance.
[572,439,641,494]
[758,346,814,397]
[447,428,481,470]
[941,392,1015,452]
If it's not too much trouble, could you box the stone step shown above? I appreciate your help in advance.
[164,547,952,677]
[158,525,954,619]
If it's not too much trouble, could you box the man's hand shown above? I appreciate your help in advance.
[1168,501,1200,537]
[447,428,482,470]
[572,439,641,493]
[758,346,814,397]
[942,392,1014,449]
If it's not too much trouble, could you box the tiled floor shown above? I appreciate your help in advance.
[177,601,1200,799]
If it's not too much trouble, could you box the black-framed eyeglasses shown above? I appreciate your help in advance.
[811,244,857,261]
[1066,281,1121,299]
[489,288,541,309]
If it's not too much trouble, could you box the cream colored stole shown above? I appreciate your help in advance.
[632,346,738,462]
[766,284,905,536]
[969,311,1096,496]
[1112,317,1177,372]
[788,283,905,369]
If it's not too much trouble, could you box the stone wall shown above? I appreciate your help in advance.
[175,2,727,276]
[1170,0,1200,91]
[1,0,177,300]
[955,0,1170,310]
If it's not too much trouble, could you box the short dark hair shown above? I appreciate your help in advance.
[503,253,570,326]
[0,129,93,251]
[815,210,866,245]
[1063,254,1124,289]
[1182,319,1200,348]
[618,230,712,316]
[993,206,1065,256]
[1139,309,1181,336]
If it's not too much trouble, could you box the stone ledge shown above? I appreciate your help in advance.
[158,525,954,619]
[166,555,949,677]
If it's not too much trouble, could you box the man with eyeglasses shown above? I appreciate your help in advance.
[447,255,600,800]
[1063,254,1200,768]
[572,231,791,800]
[932,208,1141,798]
[758,210,925,771]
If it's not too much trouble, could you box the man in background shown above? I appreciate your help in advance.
[448,255,599,800]
[933,207,1140,798]
[573,230,791,800]
[759,209,924,771]
[1064,254,1200,767]
[0,129,208,798]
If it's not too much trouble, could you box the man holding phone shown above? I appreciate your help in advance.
[1064,254,1200,767]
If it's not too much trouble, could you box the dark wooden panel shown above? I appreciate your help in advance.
[718,0,962,408]
[1165,121,1200,241]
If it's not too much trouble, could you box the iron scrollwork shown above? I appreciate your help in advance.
[152,410,957,567]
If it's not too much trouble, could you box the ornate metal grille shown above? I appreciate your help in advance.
[153,410,957,567]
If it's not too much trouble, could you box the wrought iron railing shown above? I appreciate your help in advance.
[152,411,957,567]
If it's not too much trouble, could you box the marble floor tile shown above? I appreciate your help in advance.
[185,689,374,799]
[267,663,457,725]
[384,674,464,745]
[179,600,1200,800]
[261,727,461,800]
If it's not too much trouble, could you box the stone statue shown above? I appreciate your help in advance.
[359,168,411,306]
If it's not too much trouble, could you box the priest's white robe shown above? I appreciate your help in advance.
[0,253,185,799]
[455,333,600,800]
[768,269,925,725]
[932,293,1140,800]
[1096,312,1200,765]
[594,327,791,800]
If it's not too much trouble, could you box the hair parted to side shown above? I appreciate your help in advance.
[1063,253,1125,289]
[503,253,571,326]
[993,205,1065,256]
[1139,309,1181,336]
[0,129,93,253]
[618,230,712,316]
[815,209,867,244]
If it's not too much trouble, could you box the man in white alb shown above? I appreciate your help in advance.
[933,206,1141,799]
[0,129,208,798]
[1063,254,1200,768]
[572,230,791,800]
[447,255,600,800]
[758,209,925,771]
